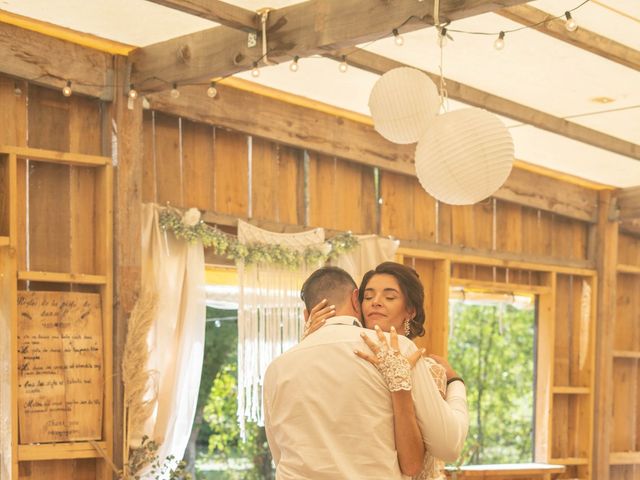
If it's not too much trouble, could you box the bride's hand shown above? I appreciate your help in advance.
[354,325,425,391]
[302,299,336,339]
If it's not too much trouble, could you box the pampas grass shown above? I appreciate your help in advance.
[122,289,158,446]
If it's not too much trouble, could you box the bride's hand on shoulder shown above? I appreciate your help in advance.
[302,299,335,339]
[426,353,458,380]
[354,325,425,391]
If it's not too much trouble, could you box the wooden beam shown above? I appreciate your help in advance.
[326,48,640,162]
[615,185,640,220]
[592,190,618,479]
[498,4,640,72]
[130,0,530,92]
[0,22,113,100]
[144,0,258,32]
[147,82,599,223]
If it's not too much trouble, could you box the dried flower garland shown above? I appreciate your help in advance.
[159,208,359,268]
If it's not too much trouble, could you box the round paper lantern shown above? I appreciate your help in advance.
[368,67,440,144]
[415,108,514,205]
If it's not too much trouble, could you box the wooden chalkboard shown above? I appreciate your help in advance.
[17,291,103,443]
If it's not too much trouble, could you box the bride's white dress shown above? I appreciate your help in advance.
[414,358,448,480]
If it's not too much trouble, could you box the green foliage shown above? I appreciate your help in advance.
[122,435,192,480]
[203,362,274,480]
[448,301,535,465]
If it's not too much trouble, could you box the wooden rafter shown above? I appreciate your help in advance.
[129,0,530,92]
[0,21,113,99]
[615,185,640,220]
[498,4,640,72]
[144,0,259,32]
[324,48,640,161]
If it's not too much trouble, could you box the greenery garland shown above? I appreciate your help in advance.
[159,208,359,268]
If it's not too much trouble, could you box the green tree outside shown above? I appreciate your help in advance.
[447,300,536,465]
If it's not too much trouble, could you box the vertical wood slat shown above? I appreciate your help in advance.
[0,76,27,147]
[9,152,19,480]
[308,152,337,229]
[213,129,248,216]
[182,119,215,211]
[153,112,182,207]
[142,110,156,203]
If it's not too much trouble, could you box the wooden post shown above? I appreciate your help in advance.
[106,55,143,477]
[593,190,618,480]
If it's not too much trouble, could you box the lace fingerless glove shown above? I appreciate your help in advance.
[376,348,412,392]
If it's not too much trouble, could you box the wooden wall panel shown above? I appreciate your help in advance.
[0,156,8,237]
[142,110,156,203]
[19,459,96,480]
[278,146,304,226]
[618,233,640,267]
[332,161,375,233]
[0,76,27,146]
[612,358,636,454]
[182,119,215,211]
[413,184,436,243]
[380,171,415,239]
[28,86,70,152]
[521,208,553,257]
[496,201,523,253]
[213,129,248,217]
[70,167,97,275]
[615,274,639,351]
[308,152,337,229]
[152,113,182,206]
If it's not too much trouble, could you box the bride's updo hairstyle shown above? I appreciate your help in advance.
[358,262,426,339]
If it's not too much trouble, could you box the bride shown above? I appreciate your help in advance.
[303,261,468,479]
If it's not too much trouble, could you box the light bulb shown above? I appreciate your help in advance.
[251,62,260,78]
[13,82,22,96]
[128,84,138,100]
[564,12,577,32]
[62,80,72,97]
[290,56,299,72]
[393,29,404,46]
[339,55,348,73]
[207,82,218,98]
[170,83,180,99]
[494,31,505,50]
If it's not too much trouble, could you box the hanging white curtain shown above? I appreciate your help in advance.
[134,203,206,475]
[237,220,326,435]
[0,254,11,479]
[329,234,400,284]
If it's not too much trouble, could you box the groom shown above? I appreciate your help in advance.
[263,266,468,479]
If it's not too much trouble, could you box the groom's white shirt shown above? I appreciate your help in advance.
[263,316,468,480]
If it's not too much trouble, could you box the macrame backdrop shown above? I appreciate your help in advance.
[237,221,327,435]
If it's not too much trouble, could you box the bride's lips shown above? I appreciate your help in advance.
[367,312,386,318]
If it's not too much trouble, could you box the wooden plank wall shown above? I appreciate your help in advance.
[0,75,106,480]
[140,110,590,265]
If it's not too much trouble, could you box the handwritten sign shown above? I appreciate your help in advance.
[17,291,103,443]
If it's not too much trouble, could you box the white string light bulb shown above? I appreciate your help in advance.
[170,83,180,99]
[128,84,138,100]
[62,80,72,97]
[207,82,218,98]
[494,31,505,50]
[290,56,299,72]
[564,11,577,32]
[14,82,22,97]
[251,62,261,78]
[339,55,348,73]
[393,29,404,46]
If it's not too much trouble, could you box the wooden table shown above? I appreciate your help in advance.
[446,463,566,480]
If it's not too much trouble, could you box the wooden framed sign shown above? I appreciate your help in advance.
[17,291,103,443]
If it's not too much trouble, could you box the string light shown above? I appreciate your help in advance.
[437,27,448,47]
[564,11,578,32]
[392,29,404,46]
[207,81,218,98]
[13,81,22,96]
[494,31,505,50]
[290,56,300,72]
[62,80,72,97]
[170,83,180,99]
[128,83,138,100]
[251,62,261,78]
[339,55,348,73]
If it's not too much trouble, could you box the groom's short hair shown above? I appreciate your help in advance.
[301,266,357,311]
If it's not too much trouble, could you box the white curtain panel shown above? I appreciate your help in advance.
[136,203,206,475]
[329,234,400,284]
[237,220,326,435]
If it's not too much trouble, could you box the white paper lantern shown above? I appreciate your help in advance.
[415,108,514,205]
[368,67,440,144]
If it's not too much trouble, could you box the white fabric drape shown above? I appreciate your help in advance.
[237,221,326,435]
[329,234,400,283]
[0,253,11,479]
[135,203,206,474]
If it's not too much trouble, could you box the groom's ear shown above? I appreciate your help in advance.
[351,288,361,314]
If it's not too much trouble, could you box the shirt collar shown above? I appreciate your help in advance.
[325,315,363,328]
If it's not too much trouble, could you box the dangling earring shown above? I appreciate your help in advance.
[404,318,411,337]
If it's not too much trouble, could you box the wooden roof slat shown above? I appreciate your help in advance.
[144,0,259,32]
[129,0,530,92]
